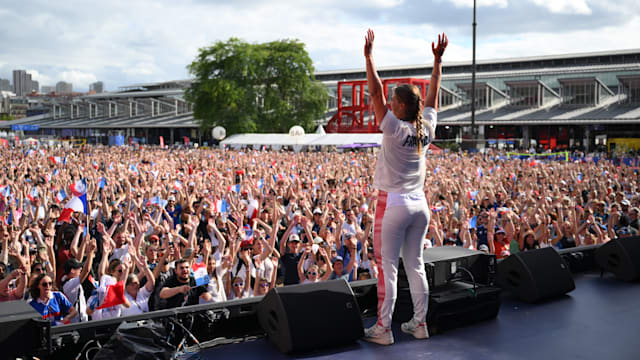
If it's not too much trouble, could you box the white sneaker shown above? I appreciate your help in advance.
[363,323,394,345]
[401,318,429,339]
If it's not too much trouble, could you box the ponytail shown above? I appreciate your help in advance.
[415,100,424,154]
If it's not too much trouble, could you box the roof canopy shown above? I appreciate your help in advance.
[221,133,383,147]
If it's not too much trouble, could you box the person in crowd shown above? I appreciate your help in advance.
[29,273,78,325]
[158,258,210,308]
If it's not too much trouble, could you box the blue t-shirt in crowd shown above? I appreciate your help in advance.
[29,291,73,325]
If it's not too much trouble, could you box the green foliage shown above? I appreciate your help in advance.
[186,38,328,135]
[0,114,14,121]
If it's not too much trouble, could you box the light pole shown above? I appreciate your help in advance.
[471,0,477,143]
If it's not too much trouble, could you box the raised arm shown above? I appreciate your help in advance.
[425,33,448,110]
[364,29,388,122]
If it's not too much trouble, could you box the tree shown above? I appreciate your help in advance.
[186,38,328,135]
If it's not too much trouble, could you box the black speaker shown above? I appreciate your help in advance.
[595,236,640,281]
[0,300,51,358]
[257,279,363,353]
[497,247,575,303]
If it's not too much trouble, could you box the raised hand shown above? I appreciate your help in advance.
[432,33,448,58]
[364,29,374,58]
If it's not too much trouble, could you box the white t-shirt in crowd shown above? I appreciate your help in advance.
[199,264,228,304]
[121,285,152,317]
[373,108,437,194]
[62,276,88,322]
[99,274,121,319]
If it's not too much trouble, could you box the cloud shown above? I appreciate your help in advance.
[529,0,591,15]
[0,0,638,89]
[59,71,98,90]
[447,0,508,8]
[25,69,54,87]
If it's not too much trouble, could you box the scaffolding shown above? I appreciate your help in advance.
[325,78,428,133]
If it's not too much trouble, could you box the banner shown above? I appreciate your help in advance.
[159,136,164,147]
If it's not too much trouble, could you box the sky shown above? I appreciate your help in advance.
[1,0,639,92]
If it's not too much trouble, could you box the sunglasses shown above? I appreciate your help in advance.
[241,248,252,251]
[233,283,244,287]
[117,269,123,273]
[34,267,44,273]
[307,271,317,276]
[260,283,270,288]
[41,281,53,287]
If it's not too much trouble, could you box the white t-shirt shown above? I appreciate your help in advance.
[99,274,121,319]
[373,108,437,194]
[199,264,228,304]
[121,285,152,317]
[62,276,88,322]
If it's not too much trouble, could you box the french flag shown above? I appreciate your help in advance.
[228,184,241,193]
[242,224,254,245]
[56,189,67,203]
[256,178,264,189]
[97,281,127,310]
[273,173,285,183]
[467,190,478,201]
[58,195,88,223]
[270,160,277,168]
[577,173,583,183]
[346,177,353,185]
[174,180,183,190]
[108,163,114,171]
[28,187,39,203]
[69,179,87,197]
[510,173,517,183]
[317,164,323,171]
[148,196,166,207]
[192,259,210,287]
[0,186,10,199]
[53,168,59,177]
[98,177,107,189]
[92,160,99,170]
[214,199,228,214]
[246,199,259,221]
[49,156,63,164]
[129,164,140,176]
[434,166,439,175]
[476,167,484,178]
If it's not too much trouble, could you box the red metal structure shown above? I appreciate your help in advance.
[325,78,429,133]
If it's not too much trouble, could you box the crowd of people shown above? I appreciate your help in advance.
[0,145,638,325]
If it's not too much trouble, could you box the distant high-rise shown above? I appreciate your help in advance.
[12,70,32,96]
[56,81,73,94]
[89,81,104,93]
[0,78,11,92]
[31,80,39,93]
[41,85,55,94]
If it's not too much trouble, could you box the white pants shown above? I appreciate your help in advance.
[374,191,430,328]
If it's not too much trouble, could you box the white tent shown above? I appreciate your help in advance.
[221,132,382,149]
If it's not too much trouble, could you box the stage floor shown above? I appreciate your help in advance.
[197,272,640,360]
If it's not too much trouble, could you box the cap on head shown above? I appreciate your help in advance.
[288,233,300,242]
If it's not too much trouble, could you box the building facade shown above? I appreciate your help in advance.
[315,49,640,152]
[56,81,73,94]
[0,79,11,92]
[90,81,104,93]
[12,70,32,96]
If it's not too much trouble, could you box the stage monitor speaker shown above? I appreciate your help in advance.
[400,246,496,290]
[595,236,640,281]
[497,247,575,303]
[0,300,51,358]
[257,279,363,354]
